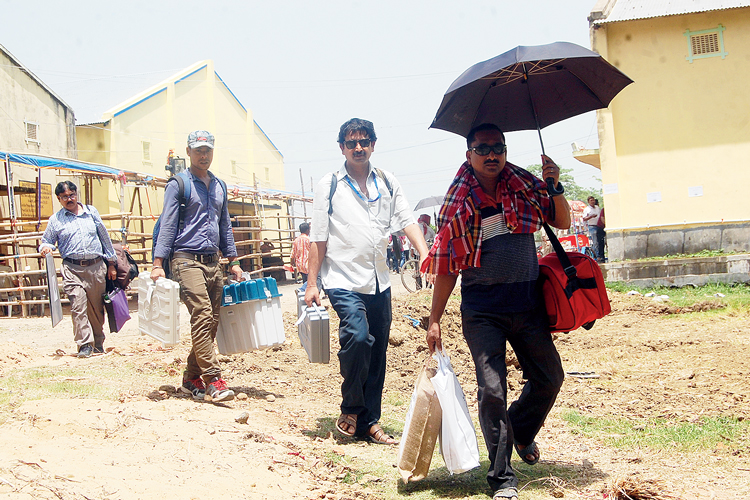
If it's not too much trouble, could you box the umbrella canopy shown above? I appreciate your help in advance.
[414,195,445,211]
[430,41,633,139]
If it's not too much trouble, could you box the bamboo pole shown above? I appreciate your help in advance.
[0,269,47,277]
[0,284,48,293]
[0,299,69,306]
[0,220,48,229]
[99,212,132,220]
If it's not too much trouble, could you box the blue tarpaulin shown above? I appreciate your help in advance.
[1,151,124,176]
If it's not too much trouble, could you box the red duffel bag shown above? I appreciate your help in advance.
[538,223,611,333]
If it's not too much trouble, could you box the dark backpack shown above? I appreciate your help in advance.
[327,168,393,215]
[111,242,139,289]
[152,171,228,278]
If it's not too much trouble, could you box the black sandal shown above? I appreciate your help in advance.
[514,441,540,465]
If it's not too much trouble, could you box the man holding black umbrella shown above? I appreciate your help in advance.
[424,124,570,500]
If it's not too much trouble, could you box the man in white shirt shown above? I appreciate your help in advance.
[306,118,428,445]
[582,196,602,261]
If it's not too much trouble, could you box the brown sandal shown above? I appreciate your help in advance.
[336,414,357,437]
[367,424,398,445]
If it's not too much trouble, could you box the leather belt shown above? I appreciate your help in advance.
[172,252,219,264]
[64,256,102,267]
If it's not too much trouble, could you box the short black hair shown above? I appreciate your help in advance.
[299,222,310,234]
[55,181,77,196]
[338,118,377,144]
[466,124,505,148]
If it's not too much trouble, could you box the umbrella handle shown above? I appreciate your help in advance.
[546,178,565,196]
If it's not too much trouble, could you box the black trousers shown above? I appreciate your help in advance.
[462,306,564,492]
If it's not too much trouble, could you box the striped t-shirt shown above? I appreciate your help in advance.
[461,202,539,313]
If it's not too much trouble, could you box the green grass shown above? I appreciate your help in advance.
[607,281,750,311]
[562,410,749,452]
[0,360,156,424]
[619,248,742,262]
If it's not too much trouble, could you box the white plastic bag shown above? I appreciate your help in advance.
[431,348,480,474]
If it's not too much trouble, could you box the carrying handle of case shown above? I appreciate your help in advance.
[295,304,326,326]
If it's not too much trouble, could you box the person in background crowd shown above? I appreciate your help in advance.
[290,222,311,283]
[583,196,603,263]
[594,199,606,263]
[40,181,117,358]
[417,214,436,251]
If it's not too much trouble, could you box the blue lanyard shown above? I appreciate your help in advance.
[344,172,381,203]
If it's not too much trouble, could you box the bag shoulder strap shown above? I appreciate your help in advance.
[542,223,577,279]
[374,168,393,196]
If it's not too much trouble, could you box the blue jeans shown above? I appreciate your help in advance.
[588,226,606,262]
[596,228,606,262]
[327,286,392,436]
[462,305,564,493]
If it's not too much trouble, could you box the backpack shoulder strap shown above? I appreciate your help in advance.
[218,177,228,214]
[173,172,191,231]
[327,172,338,215]
[374,168,393,196]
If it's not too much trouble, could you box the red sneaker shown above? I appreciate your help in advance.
[180,377,206,401]
[205,377,235,403]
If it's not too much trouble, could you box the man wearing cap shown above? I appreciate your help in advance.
[40,181,118,358]
[152,130,242,403]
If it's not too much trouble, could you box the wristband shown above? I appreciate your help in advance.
[152,266,163,270]
[229,260,240,267]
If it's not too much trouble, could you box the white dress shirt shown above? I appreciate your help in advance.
[583,205,601,227]
[310,163,415,294]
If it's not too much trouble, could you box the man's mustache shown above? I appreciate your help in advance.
[484,159,500,165]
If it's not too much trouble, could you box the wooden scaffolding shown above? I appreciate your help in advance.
[0,154,311,318]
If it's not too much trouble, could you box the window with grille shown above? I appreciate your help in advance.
[265,167,270,181]
[142,141,151,160]
[231,160,237,175]
[25,121,39,144]
[685,25,727,63]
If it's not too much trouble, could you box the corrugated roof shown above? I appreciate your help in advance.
[592,0,750,24]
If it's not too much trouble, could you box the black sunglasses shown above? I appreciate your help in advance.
[468,144,507,156]
[344,139,372,149]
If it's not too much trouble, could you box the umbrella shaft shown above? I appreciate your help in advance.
[522,62,545,155]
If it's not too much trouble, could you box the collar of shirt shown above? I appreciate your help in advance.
[422,161,551,275]
[64,203,90,217]
[311,162,415,295]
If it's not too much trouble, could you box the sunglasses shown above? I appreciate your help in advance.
[344,139,372,149]
[58,193,77,201]
[468,144,507,156]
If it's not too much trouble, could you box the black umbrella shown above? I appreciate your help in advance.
[430,41,633,194]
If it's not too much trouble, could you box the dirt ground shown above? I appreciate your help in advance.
[0,278,748,500]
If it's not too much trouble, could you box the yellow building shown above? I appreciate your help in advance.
[77,59,284,206]
[76,60,289,269]
[588,0,750,260]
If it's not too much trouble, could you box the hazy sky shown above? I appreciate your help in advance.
[3,0,607,208]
